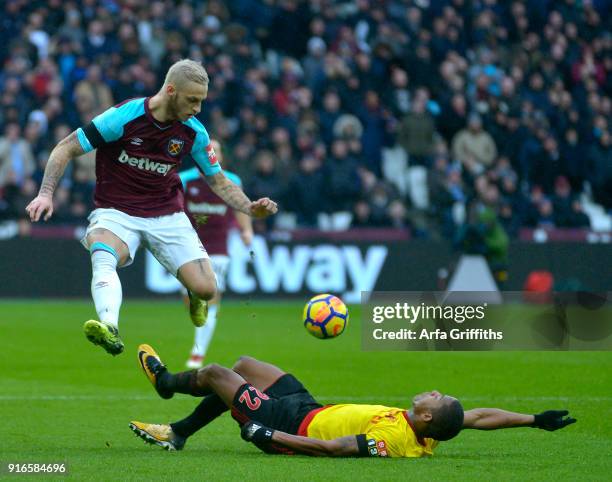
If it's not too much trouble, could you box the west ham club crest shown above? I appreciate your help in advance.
[167,138,184,156]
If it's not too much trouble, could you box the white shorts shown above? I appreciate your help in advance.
[81,208,208,276]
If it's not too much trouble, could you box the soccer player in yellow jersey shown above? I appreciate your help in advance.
[130,345,576,456]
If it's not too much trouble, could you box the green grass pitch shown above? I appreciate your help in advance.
[1,300,610,481]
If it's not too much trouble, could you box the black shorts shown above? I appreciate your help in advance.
[231,374,322,443]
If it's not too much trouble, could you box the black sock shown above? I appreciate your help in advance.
[171,393,229,438]
[159,369,210,396]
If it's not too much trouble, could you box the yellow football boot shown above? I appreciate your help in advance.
[137,344,173,399]
[129,422,186,451]
[83,320,124,355]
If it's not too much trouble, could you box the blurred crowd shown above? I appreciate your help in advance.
[0,0,610,239]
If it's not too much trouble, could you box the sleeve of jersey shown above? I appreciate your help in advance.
[178,167,201,188]
[191,128,222,176]
[76,99,145,153]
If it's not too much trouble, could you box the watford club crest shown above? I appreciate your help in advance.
[167,138,184,156]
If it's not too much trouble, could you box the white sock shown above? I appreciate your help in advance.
[192,304,218,356]
[91,250,122,329]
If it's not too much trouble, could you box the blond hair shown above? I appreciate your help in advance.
[163,59,209,88]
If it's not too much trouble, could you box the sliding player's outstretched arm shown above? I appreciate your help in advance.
[206,171,278,219]
[241,421,361,457]
[463,408,576,431]
[26,131,85,222]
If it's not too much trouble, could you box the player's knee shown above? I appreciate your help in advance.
[87,231,129,266]
[189,279,216,301]
[232,355,256,374]
[198,363,227,383]
[191,283,216,301]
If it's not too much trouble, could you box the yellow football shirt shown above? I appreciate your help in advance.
[299,404,438,458]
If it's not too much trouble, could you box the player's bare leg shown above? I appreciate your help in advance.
[166,356,286,442]
[83,229,130,355]
[133,353,286,449]
[178,258,216,327]
[130,356,245,451]
[132,344,247,450]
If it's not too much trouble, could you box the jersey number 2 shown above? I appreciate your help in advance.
[239,386,269,411]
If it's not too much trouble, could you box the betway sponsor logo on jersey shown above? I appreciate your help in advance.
[186,201,228,216]
[117,150,174,176]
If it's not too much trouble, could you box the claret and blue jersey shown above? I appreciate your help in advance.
[179,167,242,255]
[76,97,221,218]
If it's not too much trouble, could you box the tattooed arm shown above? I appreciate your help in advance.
[206,171,251,214]
[206,171,278,218]
[26,131,85,222]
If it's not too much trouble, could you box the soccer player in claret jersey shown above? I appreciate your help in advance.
[25,60,277,356]
[179,139,253,368]
[130,345,576,456]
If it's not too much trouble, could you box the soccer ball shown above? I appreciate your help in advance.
[303,294,349,339]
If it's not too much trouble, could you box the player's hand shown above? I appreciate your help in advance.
[532,410,576,431]
[240,228,254,247]
[25,194,54,222]
[249,198,278,218]
[241,421,275,444]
